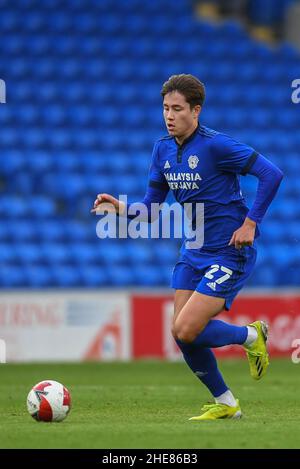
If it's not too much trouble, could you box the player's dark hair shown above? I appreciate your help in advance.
[161,74,205,108]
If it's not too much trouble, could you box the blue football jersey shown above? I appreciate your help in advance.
[148,124,259,252]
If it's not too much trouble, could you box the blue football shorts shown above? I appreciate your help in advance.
[171,245,257,310]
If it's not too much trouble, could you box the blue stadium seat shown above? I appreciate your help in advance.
[53,36,76,56]
[0,196,29,218]
[0,266,27,287]
[0,107,13,124]
[42,243,71,264]
[95,108,118,127]
[79,265,109,287]
[9,173,33,194]
[262,63,286,83]
[114,175,140,196]
[131,39,157,58]
[41,173,85,200]
[222,108,249,129]
[160,264,174,285]
[0,151,24,175]
[66,104,93,126]
[106,153,132,173]
[69,243,96,264]
[36,82,59,101]
[51,264,81,287]
[125,132,152,150]
[36,0,61,8]
[248,109,273,129]
[9,221,38,243]
[25,265,53,287]
[26,151,53,173]
[152,241,180,264]
[249,0,291,26]
[42,105,66,126]
[276,109,299,129]
[122,14,149,35]
[107,265,135,286]
[47,129,72,149]
[15,243,44,264]
[250,262,279,287]
[87,174,115,195]
[228,41,255,60]
[133,264,163,286]
[237,86,266,105]
[0,244,17,263]
[18,105,39,125]
[78,152,111,173]
[125,108,146,127]
[218,20,247,40]
[21,128,46,148]
[36,221,65,242]
[263,86,290,106]
[65,221,92,242]
[72,129,98,149]
[0,11,19,31]
[0,224,10,242]
[260,221,286,243]
[28,196,56,218]
[32,60,56,79]
[96,241,129,265]
[87,83,112,102]
[127,242,154,264]
[98,14,124,35]
[130,153,151,175]
[24,11,45,32]
[29,35,51,56]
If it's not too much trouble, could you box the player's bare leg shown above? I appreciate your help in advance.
[172,289,193,328]
[173,291,225,343]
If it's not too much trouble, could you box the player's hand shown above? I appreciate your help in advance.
[228,217,256,250]
[90,193,125,215]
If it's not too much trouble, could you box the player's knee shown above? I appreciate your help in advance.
[173,322,195,343]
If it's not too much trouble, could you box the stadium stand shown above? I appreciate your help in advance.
[0,0,299,287]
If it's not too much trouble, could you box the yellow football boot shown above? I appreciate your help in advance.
[189,400,242,421]
[244,320,269,380]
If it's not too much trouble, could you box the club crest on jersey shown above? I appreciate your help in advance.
[188,155,199,169]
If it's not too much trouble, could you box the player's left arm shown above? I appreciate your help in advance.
[213,134,283,249]
[229,155,284,249]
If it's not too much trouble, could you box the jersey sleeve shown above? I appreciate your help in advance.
[246,154,284,223]
[148,141,170,190]
[213,133,258,175]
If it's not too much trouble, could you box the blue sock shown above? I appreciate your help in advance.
[176,339,228,397]
[192,319,248,348]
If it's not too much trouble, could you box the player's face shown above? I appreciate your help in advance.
[163,91,200,143]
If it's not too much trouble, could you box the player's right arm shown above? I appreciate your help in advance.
[91,141,169,221]
[91,193,125,215]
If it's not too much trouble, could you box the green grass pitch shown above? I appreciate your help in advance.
[0,359,299,449]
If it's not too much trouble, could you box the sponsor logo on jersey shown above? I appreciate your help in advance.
[164,172,202,190]
[164,160,171,169]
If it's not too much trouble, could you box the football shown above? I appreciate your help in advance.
[27,380,71,422]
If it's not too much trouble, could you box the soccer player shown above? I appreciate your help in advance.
[92,74,283,420]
